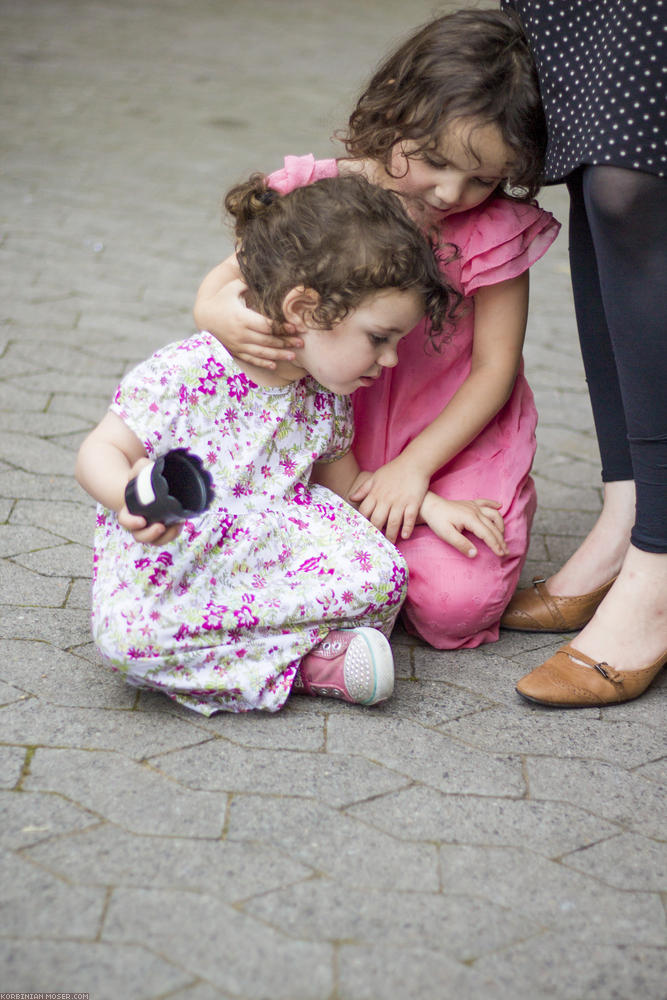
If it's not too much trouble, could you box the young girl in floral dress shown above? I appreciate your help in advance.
[194,9,561,650]
[76,173,506,715]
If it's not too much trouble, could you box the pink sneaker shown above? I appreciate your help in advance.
[294,627,394,705]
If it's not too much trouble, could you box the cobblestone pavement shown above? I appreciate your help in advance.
[1,1,665,998]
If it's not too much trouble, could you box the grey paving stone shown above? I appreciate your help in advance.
[103,886,334,1000]
[1,430,80,476]
[0,559,71,607]
[0,525,67,558]
[161,984,237,1000]
[525,756,667,839]
[150,738,410,808]
[0,745,26,788]
[0,638,134,708]
[594,673,667,728]
[47,391,114,424]
[227,795,440,891]
[0,939,193,1000]
[22,823,313,901]
[531,473,603,511]
[243,879,534,961]
[438,843,666,945]
[0,382,53,414]
[439,703,667,767]
[0,698,218,755]
[4,338,124,377]
[14,541,93,578]
[0,411,90,437]
[560,831,667,891]
[346,784,620,857]
[68,639,104,664]
[534,454,600,488]
[11,498,96,546]
[326,713,525,797]
[0,606,91,645]
[65,578,92,609]
[525,389,594,430]
[0,790,101,850]
[0,845,106,939]
[524,334,584,368]
[635,758,667,784]
[474,934,667,1000]
[337,943,518,1000]
[412,645,560,706]
[380,676,495,724]
[0,469,84,503]
[531,506,599,536]
[24,748,228,837]
[523,532,550,561]
[537,426,602,464]
[0,678,30,706]
[387,643,413,680]
[177,698,327,751]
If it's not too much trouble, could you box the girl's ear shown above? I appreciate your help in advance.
[282,286,320,332]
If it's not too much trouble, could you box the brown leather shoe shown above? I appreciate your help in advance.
[516,643,667,707]
[500,576,616,632]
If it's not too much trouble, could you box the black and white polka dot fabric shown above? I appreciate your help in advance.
[502,0,666,181]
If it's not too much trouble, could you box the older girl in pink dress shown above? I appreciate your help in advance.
[195,10,560,649]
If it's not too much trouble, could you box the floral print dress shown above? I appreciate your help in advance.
[91,332,407,715]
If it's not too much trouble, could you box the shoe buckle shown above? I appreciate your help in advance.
[593,661,611,679]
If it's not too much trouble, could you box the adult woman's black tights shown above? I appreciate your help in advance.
[566,165,667,553]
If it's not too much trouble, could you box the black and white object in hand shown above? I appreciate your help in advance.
[124,449,214,526]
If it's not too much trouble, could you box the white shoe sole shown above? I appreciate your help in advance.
[344,627,394,705]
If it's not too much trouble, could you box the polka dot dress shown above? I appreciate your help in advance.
[502,0,667,181]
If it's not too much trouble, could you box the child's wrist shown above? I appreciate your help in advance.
[419,491,437,520]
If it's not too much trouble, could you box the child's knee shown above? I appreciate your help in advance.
[412,567,503,628]
[400,543,517,647]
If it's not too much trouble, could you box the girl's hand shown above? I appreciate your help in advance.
[349,456,430,543]
[117,506,183,546]
[420,494,507,558]
[205,278,303,371]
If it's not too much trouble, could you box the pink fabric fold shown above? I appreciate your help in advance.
[457,199,561,296]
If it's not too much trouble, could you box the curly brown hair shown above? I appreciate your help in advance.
[340,8,546,200]
[224,172,454,338]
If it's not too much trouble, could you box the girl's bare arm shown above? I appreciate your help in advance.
[75,412,182,545]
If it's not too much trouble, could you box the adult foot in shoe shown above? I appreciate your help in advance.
[566,545,667,674]
[516,546,667,707]
[516,643,667,707]
[502,480,633,632]
[500,575,616,632]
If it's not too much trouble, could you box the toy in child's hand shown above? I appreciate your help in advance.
[125,449,215,525]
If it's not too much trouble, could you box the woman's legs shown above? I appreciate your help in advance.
[537,166,667,670]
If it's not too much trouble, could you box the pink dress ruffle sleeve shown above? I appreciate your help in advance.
[268,156,561,649]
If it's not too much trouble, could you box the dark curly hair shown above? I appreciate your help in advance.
[224,172,455,337]
[340,8,546,200]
